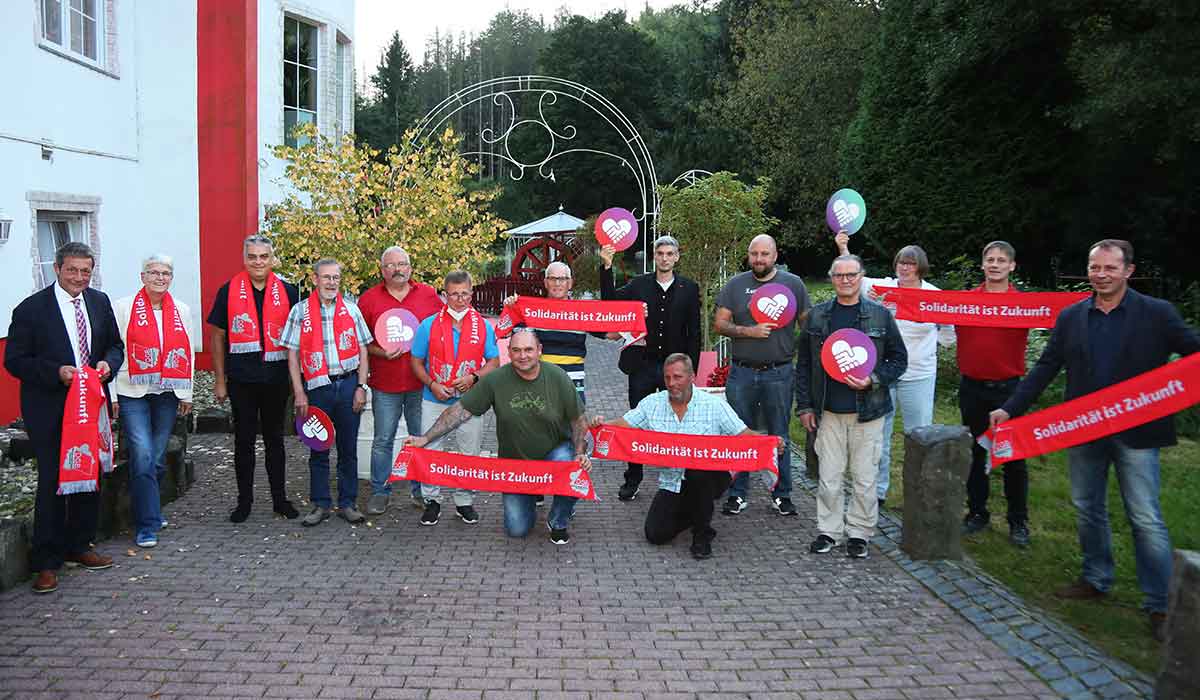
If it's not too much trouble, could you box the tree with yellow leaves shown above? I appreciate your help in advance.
[266,124,507,294]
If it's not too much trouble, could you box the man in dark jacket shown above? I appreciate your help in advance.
[5,242,125,594]
[795,254,907,559]
[600,235,701,501]
[991,239,1199,640]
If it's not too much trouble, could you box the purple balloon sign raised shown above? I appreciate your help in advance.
[825,188,867,235]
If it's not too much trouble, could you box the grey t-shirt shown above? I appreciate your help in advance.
[716,270,810,365]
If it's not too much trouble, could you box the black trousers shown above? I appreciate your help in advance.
[228,381,290,506]
[32,434,99,571]
[623,359,666,485]
[960,376,1029,524]
[644,470,732,546]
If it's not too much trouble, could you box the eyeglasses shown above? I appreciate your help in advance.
[545,276,571,282]
[383,262,411,270]
[143,270,173,278]
[446,291,472,299]
[831,272,862,280]
[318,274,341,283]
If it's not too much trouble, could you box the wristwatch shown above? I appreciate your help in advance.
[357,383,368,391]
[470,372,479,384]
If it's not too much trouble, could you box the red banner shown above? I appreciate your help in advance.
[589,424,779,483]
[496,296,646,338]
[981,353,1200,468]
[871,286,1088,328]
[389,447,597,499]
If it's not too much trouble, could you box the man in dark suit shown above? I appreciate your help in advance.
[991,239,1200,641]
[600,234,701,501]
[5,242,125,594]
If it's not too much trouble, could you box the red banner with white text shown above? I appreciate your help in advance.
[389,447,597,499]
[496,296,646,338]
[871,286,1089,328]
[980,353,1200,469]
[590,425,779,484]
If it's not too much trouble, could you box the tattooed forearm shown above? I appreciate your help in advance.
[423,403,472,443]
[571,413,591,456]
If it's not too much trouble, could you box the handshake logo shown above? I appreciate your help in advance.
[601,217,632,245]
[832,198,860,228]
[300,414,328,442]
[569,468,591,496]
[831,339,869,373]
[755,294,789,322]
[391,452,410,480]
[385,316,413,344]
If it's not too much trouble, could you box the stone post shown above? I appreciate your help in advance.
[1157,549,1200,699]
[901,425,971,561]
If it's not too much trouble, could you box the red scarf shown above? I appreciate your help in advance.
[126,288,192,391]
[390,447,597,499]
[496,296,646,338]
[227,271,290,360]
[429,307,487,392]
[980,352,1200,470]
[299,290,360,389]
[589,424,779,486]
[871,286,1088,328]
[58,366,115,495]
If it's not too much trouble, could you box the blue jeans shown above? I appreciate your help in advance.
[877,374,936,500]
[118,393,178,538]
[725,363,792,499]
[1068,438,1173,612]
[370,389,423,496]
[503,442,577,536]
[307,377,363,510]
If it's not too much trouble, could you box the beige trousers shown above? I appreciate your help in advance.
[814,411,885,542]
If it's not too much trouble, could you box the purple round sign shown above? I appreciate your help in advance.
[374,308,419,354]
[749,283,798,327]
[820,328,877,384]
[825,188,867,235]
[595,207,639,251]
[296,407,335,452]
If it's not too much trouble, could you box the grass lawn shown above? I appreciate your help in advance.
[791,278,1195,674]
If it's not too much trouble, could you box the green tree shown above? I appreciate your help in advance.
[659,171,776,347]
[355,32,420,153]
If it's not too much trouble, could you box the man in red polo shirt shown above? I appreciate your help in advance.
[357,246,443,515]
[957,241,1031,547]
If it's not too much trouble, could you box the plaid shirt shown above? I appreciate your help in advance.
[278,295,373,376]
[623,388,747,493]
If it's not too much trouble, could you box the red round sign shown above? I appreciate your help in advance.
[820,328,878,384]
[296,406,335,452]
[749,283,798,327]
[594,207,638,251]
[374,308,419,354]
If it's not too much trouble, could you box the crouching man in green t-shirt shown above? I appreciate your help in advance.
[404,327,593,544]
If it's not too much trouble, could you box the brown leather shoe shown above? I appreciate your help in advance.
[1150,612,1168,642]
[1054,578,1107,600]
[32,570,58,594]
[64,550,114,570]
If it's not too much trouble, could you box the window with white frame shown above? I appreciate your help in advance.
[284,16,319,147]
[41,0,103,64]
[35,212,88,287]
[334,39,347,137]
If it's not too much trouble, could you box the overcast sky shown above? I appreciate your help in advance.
[354,0,682,79]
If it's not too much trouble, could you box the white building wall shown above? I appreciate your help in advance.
[0,0,200,340]
[257,0,355,218]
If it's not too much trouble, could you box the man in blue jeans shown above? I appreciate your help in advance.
[405,328,592,544]
[714,234,810,516]
[991,239,1199,641]
[280,258,374,527]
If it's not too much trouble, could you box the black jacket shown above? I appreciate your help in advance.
[1002,288,1200,448]
[794,297,908,423]
[600,267,701,374]
[5,285,125,448]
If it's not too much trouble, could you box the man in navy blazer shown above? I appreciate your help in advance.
[990,239,1199,641]
[5,242,125,594]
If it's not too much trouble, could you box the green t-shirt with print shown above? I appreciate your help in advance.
[459,361,582,460]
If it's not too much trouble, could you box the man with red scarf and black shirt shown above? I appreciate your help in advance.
[410,270,500,526]
[207,234,300,523]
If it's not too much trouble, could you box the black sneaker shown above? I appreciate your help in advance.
[549,528,570,545]
[721,496,747,515]
[420,501,441,526]
[772,497,798,517]
[618,481,640,501]
[273,500,300,519]
[690,540,713,560]
[1009,522,1031,548]
[962,512,990,535]
[846,537,869,558]
[456,505,479,524]
[229,503,251,523]
[809,534,836,553]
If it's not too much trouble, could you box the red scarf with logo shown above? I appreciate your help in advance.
[871,286,1088,328]
[980,352,1200,470]
[389,447,597,499]
[58,366,115,495]
[126,288,192,391]
[299,291,359,389]
[496,296,646,338]
[429,307,487,392]
[589,424,779,486]
[227,271,290,360]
